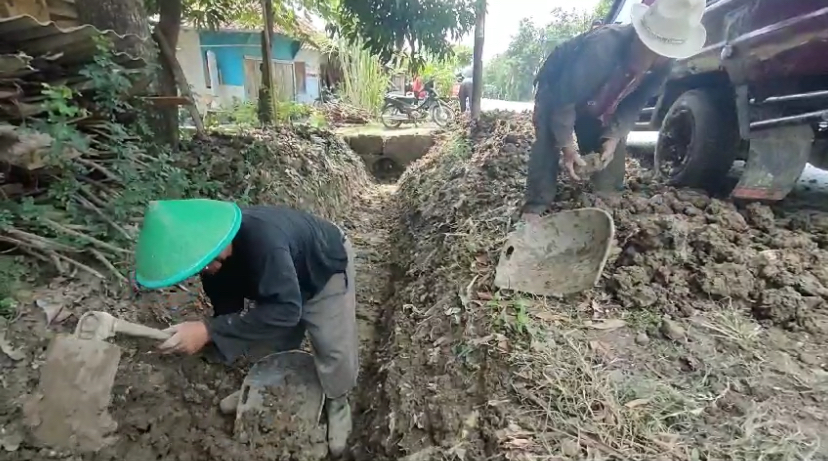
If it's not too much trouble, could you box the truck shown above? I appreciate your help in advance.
[615,0,828,200]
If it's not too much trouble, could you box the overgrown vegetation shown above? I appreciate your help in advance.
[0,39,345,285]
[416,46,471,97]
[323,37,389,116]
[0,256,26,319]
[204,99,325,130]
[334,0,477,66]
[1,41,217,282]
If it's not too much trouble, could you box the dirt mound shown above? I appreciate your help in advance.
[181,126,372,221]
[584,190,828,332]
[357,111,828,460]
[0,125,373,460]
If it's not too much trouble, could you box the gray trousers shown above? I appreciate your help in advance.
[523,106,627,215]
[242,238,359,399]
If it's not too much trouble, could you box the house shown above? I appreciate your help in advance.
[175,23,322,111]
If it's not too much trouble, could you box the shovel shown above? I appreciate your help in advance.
[495,208,615,297]
[229,350,325,447]
[23,311,172,452]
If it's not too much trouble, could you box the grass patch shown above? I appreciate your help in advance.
[0,256,28,319]
[500,310,823,460]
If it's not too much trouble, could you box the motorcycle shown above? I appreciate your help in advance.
[312,86,339,108]
[380,81,455,129]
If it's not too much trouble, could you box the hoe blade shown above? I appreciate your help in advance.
[495,208,615,297]
[23,334,120,452]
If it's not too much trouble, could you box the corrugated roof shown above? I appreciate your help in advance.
[179,10,320,49]
[0,14,146,119]
[0,14,145,68]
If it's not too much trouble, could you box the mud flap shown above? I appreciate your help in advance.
[732,125,814,201]
[233,350,325,442]
[494,208,615,297]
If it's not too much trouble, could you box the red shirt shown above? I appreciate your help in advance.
[584,69,646,125]
[412,77,424,93]
[583,55,668,126]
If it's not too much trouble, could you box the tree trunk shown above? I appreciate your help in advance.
[75,0,150,58]
[470,0,486,121]
[153,0,183,148]
[259,0,276,125]
[76,0,180,148]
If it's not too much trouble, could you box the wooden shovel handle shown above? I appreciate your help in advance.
[112,320,173,341]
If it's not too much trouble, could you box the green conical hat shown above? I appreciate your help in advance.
[135,199,242,289]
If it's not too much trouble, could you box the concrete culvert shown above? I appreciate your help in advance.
[371,157,404,183]
[339,127,437,183]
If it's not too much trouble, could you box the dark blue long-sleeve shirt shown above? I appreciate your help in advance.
[200,205,347,361]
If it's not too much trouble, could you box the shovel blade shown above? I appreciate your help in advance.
[233,350,325,441]
[732,125,813,201]
[23,334,120,452]
[495,208,615,297]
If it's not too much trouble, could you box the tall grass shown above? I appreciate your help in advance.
[330,38,389,116]
[419,55,460,97]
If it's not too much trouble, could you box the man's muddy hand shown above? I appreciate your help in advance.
[561,145,586,180]
[158,321,210,355]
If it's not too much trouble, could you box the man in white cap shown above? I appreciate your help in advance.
[522,0,707,220]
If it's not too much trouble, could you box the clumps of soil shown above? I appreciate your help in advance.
[234,377,327,461]
[579,189,828,333]
[357,110,828,460]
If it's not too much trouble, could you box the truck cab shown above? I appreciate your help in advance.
[619,0,828,200]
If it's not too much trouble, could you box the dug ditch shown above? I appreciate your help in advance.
[4,116,828,460]
[0,180,397,460]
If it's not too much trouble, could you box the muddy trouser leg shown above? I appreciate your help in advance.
[303,237,358,457]
[575,116,626,192]
[523,105,560,215]
[592,137,627,192]
[458,86,468,113]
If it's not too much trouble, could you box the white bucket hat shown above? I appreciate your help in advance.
[631,0,707,59]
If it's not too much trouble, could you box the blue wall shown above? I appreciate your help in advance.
[199,31,302,87]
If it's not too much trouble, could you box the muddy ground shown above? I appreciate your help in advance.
[0,180,391,460]
[0,127,386,460]
[2,114,828,460]
[354,113,828,460]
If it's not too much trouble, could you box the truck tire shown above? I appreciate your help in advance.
[655,89,742,191]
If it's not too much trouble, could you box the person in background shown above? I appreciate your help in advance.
[458,65,474,113]
[591,19,604,30]
[411,75,425,100]
[133,199,358,459]
[522,0,707,221]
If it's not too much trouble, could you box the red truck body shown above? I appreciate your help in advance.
[676,1,828,86]
[613,0,828,201]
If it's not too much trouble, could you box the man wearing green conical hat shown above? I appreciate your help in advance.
[134,199,358,457]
